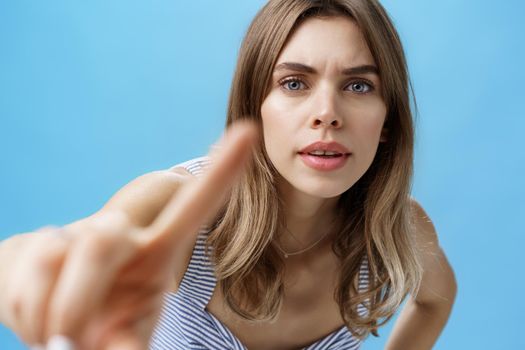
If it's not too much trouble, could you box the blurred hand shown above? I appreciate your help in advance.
[1,121,257,349]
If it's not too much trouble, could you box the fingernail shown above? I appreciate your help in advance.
[46,335,75,350]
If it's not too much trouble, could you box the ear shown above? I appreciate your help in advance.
[380,127,388,143]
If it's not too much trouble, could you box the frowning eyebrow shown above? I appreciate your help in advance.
[274,62,379,76]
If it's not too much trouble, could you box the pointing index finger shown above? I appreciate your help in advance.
[145,121,258,249]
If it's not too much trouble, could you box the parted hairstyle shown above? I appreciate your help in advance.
[205,0,422,339]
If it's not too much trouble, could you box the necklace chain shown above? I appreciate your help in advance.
[274,222,334,258]
[283,225,304,245]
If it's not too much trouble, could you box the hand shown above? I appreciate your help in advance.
[2,121,258,349]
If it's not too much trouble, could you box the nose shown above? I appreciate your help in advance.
[312,117,341,128]
[309,88,343,130]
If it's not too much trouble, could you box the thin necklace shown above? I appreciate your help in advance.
[283,225,304,245]
[275,221,335,258]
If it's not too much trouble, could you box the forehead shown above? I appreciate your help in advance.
[276,16,375,67]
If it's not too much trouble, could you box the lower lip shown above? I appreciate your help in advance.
[298,153,350,171]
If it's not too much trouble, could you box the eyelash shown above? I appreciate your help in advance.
[278,76,375,94]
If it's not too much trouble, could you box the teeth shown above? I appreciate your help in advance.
[308,150,341,156]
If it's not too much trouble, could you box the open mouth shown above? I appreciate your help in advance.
[306,154,342,158]
[298,152,349,158]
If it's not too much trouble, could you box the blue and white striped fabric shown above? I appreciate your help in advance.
[149,156,369,350]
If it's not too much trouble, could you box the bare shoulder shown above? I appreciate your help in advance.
[409,197,439,244]
[97,166,195,228]
[408,197,457,305]
[97,165,199,292]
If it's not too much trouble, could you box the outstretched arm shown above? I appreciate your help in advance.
[0,121,258,349]
[385,199,457,350]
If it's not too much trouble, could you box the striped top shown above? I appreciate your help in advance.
[149,156,369,350]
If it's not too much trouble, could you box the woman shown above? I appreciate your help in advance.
[0,0,457,349]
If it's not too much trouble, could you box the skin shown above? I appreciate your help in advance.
[261,16,387,250]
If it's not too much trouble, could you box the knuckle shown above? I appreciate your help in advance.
[26,237,68,271]
[112,211,132,230]
[78,231,122,262]
[32,246,66,271]
[30,232,65,250]
[5,291,23,323]
[90,211,132,234]
[35,225,60,233]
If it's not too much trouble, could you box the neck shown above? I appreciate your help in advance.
[277,178,341,253]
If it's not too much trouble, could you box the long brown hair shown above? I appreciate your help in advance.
[206,0,422,339]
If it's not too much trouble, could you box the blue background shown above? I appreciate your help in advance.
[1,0,524,349]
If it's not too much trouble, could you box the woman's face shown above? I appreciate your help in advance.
[261,16,387,199]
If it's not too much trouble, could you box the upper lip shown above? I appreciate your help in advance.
[298,141,351,155]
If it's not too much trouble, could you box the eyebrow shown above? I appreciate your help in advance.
[274,62,379,76]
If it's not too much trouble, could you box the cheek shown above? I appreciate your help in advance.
[261,93,296,156]
[353,99,386,136]
[347,101,386,158]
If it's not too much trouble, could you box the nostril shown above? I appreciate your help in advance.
[313,119,340,127]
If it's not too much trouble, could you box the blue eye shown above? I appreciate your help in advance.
[347,81,373,93]
[281,78,305,91]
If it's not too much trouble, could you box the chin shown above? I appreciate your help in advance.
[304,183,349,199]
[284,176,351,199]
